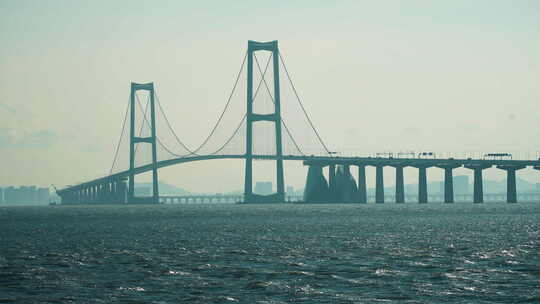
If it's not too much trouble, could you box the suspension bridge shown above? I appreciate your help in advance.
[56,40,540,205]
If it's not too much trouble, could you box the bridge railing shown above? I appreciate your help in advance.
[322,151,540,161]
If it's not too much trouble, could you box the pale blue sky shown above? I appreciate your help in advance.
[1,0,540,192]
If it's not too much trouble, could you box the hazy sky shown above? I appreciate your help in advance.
[1,0,540,192]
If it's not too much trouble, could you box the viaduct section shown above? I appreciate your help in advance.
[303,158,540,204]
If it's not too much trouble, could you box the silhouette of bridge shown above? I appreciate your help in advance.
[57,40,540,205]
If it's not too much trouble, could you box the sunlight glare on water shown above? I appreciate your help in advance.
[1,202,539,303]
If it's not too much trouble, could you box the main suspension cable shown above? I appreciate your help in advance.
[253,53,305,156]
[154,90,198,155]
[154,52,272,158]
[152,52,248,156]
[109,95,131,174]
[278,51,331,154]
[190,51,247,154]
[135,93,191,160]
[210,114,246,155]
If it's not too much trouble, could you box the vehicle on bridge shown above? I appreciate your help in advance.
[483,153,512,160]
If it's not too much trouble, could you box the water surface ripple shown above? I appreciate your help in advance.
[1,203,539,303]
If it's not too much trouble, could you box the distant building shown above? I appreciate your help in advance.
[286,186,294,194]
[454,175,469,195]
[37,188,49,202]
[255,181,273,195]
[3,186,49,203]
[5,187,19,202]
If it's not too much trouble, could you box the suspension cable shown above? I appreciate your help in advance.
[134,93,191,161]
[253,53,305,155]
[151,52,248,156]
[278,51,331,154]
[109,96,131,174]
[210,114,246,155]
[134,52,275,159]
[155,53,271,157]
[193,52,249,154]
[154,90,198,155]
[205,54,271,156]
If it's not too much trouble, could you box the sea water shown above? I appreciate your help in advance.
[1,202,539,303]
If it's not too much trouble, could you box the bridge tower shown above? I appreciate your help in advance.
[128,82,159,203]
[244,40,285,203]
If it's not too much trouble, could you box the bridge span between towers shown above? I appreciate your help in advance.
[56,40,540,205]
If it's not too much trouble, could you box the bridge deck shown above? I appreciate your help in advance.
[57,154,540,194]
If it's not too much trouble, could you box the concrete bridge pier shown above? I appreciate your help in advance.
[96,184,102,203]
[497,165,525,203]
[303,165,330,203]
[329,164,337,201]
[109,179,122,204]
[357,164,367,203]
[118,178,127,203]
[392,164,406,203]
[375,165,385,203]
[89,185,94,203]
[98,183,104,203]
[335,165,358,203]
[88,186,94,203]
[465,164,491,203]
[103,182,110,203]
[412,164,432,203]
[436,164,461,203]
[111,181,117,203]
[92,184,98,203]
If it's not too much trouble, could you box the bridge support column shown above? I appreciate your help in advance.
[91,185,96,203]
[104,182,109,203]
[80,188,85,203]
[303,165,329,203]
[328,164,336,201]
[111,181,117,203]
[357,164,367,203]
[436,164,461,203]
[419,167,427,204]
[465,164,491,203]
[94,184,99,203]
[98,184,103,203]
[394,165,405,203]
[89,185,94,203]
[497,165,525,203]
[128,82,159,204]
[335,165,357,203]
[417,165,431,203]
[243,40,284,203]
[375,165,384,203]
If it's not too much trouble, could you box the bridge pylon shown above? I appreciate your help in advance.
[244,40,285,203]
[128,82,159,204]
